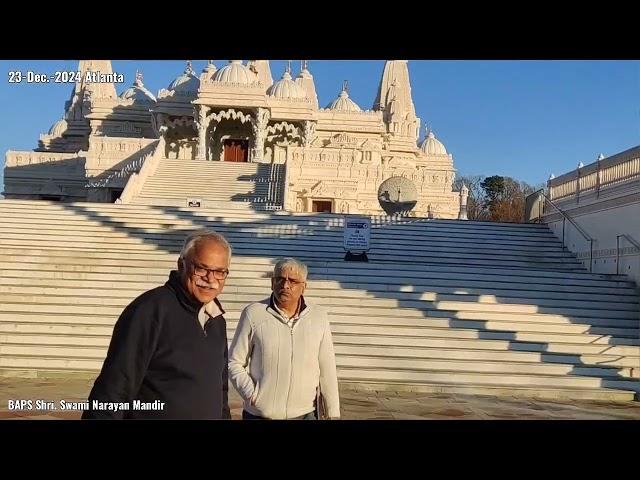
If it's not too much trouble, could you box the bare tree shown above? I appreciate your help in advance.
[481,176,542,223]
[455,174,545,223]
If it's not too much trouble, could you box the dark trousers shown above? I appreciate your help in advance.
[242,410,316,420]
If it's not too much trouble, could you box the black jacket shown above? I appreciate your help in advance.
[82,270,231,419]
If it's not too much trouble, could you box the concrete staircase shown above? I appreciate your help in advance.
[131,158,284,210]
[0,199,639,401]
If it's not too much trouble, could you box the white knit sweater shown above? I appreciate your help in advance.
[228,297,340,419]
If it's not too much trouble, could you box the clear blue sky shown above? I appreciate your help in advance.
[1,60,638,194]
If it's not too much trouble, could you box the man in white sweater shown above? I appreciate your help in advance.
[228,258,340,420]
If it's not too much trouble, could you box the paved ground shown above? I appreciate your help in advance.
[2,377,640,420]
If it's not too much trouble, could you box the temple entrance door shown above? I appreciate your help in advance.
[223,139,248,162]
[312,200,333,213]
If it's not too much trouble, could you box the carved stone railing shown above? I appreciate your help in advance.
[116,138,163,204]
[85,152,149,189]
[548,146,640,203]
[5,151,80,168]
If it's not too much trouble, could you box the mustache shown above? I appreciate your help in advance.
[195,280,218,289]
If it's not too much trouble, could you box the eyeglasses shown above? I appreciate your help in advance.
[190,261,229,280]
[273,276,305,286]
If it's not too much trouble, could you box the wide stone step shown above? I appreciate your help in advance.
[142,181,272,188]
[325,309,640,330]
[142,182,279,188]
[1,271,636,304]
[0,210,558,237]
[0,333,110,347]
[0,340,636,388]
[0,202,561,233]
[1,279,636,315]
[0,234,572,262]
[327,320,639,339]
[0,231,568,251]
[225,317,639,348]
[130,199,281,209]
[332,333,640,359]
[1,219,557,243]
[6,344,637,394]
[5,300,635,341]
[0,217,574,242]
[337,379,637,402]
[139,190,271,197]
[326,307,640,329]
[336,354,634,378]
[147,172,268,177]
[218,294,640,320]
[0,356,631,401]
[0,267,634,296]
[0,247,630,285]
[0,237,582,265]
[2,290,637,324]
[0,355,102,372]
[0,321,114,336]
[0,228,564,254]
[0,233,579,263]
[1,298,637,340]
[336,366,640,392]
[2,329,636,375]
[0,200,543,227]
[2,313,638,352]
[1,332,634,379]
[0,237,569,262]
[0,244,583,271]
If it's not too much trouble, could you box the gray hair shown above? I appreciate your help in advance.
[273,258,308,281]
[180,229,232,261]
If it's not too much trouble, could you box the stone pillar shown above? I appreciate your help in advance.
[196,106,210,160]
[458,183,469,220]
[251,108,270,162]
[152,113,167,138]
[301,120,316,148]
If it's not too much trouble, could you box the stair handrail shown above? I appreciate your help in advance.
[616,233,640,275]
[528,188,594,272]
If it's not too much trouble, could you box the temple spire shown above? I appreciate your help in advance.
[373,60,420,142]
[295,60,318,108]
[248,60,273,87]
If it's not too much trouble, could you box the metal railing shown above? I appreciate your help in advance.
[525,188,594,272]
[616,234,640,275]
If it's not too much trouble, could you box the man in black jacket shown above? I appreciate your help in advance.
[82,229,232,419]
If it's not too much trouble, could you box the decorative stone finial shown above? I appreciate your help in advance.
[203,60,217,74]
